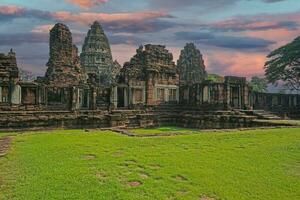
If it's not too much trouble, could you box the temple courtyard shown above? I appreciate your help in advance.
[0,127,299,200]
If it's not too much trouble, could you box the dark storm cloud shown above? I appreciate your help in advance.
[109,34,146,45]
[175,32,214,40]
[204,36,275,50]
[0,6,177,33]
[102,19,178,33]
[0,32,48,45]
[175,31,275,50]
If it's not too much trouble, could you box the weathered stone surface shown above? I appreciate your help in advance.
[177,43,207,85]
[122,44,177,79]
[121,44,179,106]
[81,21,121,86]
[0,49,19,83]
[44,23,85,86]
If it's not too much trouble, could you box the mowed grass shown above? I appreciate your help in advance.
[0,128,299,200]
[130,126,199,136]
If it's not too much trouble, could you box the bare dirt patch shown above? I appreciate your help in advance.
[173,175,188,182]
[83,154,96,160]
[112,151,124,157]
[96,171,107,181]
[148,164,161,170]
[139,172,149,179]
[124,159,137,164]
[0,136,12,157]
[199,195,216,200]
[127,180,142,187]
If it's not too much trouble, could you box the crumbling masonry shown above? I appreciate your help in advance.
[0,21,299,130]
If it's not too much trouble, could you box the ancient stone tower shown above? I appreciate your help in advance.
[0,49,19,83]
[177,43,207,85]
[81,21,121,86]
[44,23,85,86]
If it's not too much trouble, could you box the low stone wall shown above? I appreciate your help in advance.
[0,111,110,130]
[155,111,258,129]
[0,107,291,131]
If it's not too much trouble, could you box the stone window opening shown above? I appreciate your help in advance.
[1,87,9,103]
[157,88,165,102]
[169,89,177,102]
[134,88,143,103]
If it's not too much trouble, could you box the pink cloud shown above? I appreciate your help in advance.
[31,24,54,33]
[65,0,108,8]
[51,11,171,25]
[205,50,266,78]
[0,5,24,15]
[243,28,300,49]
[211,12,300,32]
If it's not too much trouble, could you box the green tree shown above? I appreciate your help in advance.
[250,76,268,92]
[265,36,300,91]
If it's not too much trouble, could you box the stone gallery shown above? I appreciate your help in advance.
[0,22,299,130]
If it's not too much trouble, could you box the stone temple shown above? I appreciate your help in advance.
[80,21,121,86]
[0,21,299,130]
[42,23,85,86]
[177,43,207,86]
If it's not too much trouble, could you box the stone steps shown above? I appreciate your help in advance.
[238,109,282,120]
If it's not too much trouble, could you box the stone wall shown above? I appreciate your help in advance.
[120,44,179,107]
[252,92,300,118]
[177,43,207,86]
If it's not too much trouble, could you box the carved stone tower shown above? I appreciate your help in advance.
[80,21,121,86]
[177,43,207,85]
[45,23,85,86]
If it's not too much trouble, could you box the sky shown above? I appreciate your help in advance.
[0,0,300,78]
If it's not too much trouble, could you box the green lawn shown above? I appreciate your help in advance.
[130,126,199,136]
[0,128,299,200]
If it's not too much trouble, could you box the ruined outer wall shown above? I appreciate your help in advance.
[252,92,300,118]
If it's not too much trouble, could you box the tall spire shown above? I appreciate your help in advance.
[80,21,120,86]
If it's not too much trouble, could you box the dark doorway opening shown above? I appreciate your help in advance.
[117,88,125,108]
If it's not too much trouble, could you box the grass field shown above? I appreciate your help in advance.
[0,128,299,200]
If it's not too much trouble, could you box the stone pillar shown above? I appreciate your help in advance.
[124,87,128,107]
[165,88,169,102]
[203,85,209,102]
[110,86,118,108]
[128,87,132,106]
[11,85,21,105]
[226,84,231,109]
[238,86,242,109]
[71,87,77,111]
[0,86,2,103]
[91,87,97,110]
[143,86,146,105]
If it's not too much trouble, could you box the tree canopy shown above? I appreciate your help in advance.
[250,76,268,93]
[265,36,300,91]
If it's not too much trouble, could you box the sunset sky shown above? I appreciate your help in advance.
[0,0,300,78]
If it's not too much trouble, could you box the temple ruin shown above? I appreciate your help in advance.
[0,21,299,130]
[80,21,121,86]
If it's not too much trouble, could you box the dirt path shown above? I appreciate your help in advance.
[104,126,300,138]
[0,136,12,157]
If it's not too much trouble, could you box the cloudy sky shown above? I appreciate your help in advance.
[0,0,300,78]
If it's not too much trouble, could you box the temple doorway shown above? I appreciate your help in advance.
[230,86,240,108]
[117,87,125,108]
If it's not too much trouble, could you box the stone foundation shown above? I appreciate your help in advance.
[0,105,290,132]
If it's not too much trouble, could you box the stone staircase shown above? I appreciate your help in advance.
[109,110,157,129]
[239,110,282,120]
